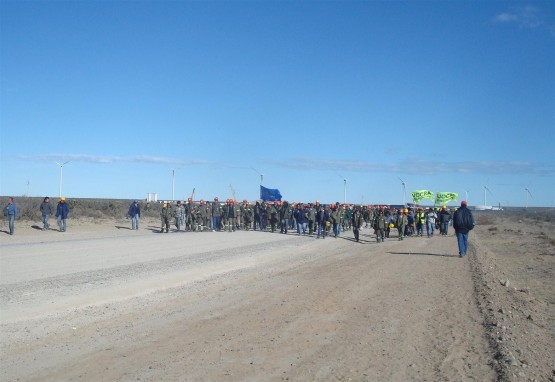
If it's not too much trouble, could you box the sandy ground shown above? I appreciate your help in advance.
[0,213,552,382]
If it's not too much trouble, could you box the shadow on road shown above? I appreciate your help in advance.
[388,252,457,258]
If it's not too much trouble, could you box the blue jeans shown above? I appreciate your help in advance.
[440,222,448,235]
[42,214,50,229]
[333,223,340,237]
[427,221,435,237]
[280,219,288,233]
[212,216,221,231]
[132,215,140,230]
[8,215,15,234]
[174,216,183,231]
[297,222,307,235]
[456,232,469,256]
[317,223,327,238]
[57,216,67,232]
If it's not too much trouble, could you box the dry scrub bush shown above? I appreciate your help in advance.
[475,214,496,225]
[1,197,162,220]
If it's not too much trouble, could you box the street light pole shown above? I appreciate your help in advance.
[343,178,347,204]
[55,161,71,198]
[172,169,175,201]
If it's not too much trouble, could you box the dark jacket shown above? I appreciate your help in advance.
[40,201,52,216]
[279,203,292,220]
[224,204,235,219]
[453,206,474,234]
[128,202,140,218]
[352,211,363,229]
[316,209,329,224]
[439,209,451,223]
[55,202,69,219]
[294,208,309,224]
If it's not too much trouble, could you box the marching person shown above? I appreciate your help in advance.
[223,199,236,232]
[374,210,387,243]
[416,208,426,236]
[39,196,53,230]
[212,197,221,231]
[55,197,69,232]
[128,199,141,230]
[196,200,208,231]
[268,202,278,232]
[453,201,475,258]
[351,207,363,242]
[307,203,316,236]
[279,201,292,234]
[241,200,253,230]
[384,208,393,238]
[316,205,329,239]
[160,202,172,233]
[294,203,309,235]
[4,197,17,235]
[174,201,185,231]
[253,201,262,231]
[439,206,451,235]
[396,209,408,241]
[426,207,437,238]
[330,205,340,238]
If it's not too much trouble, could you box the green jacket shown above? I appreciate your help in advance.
[352,212,363,228]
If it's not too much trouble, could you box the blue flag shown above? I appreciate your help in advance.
[260,186,282,202]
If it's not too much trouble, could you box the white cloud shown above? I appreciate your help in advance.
[493,5,552,31]
[17,154,555,176]
[494,12,519,23]
[270,157,555,176]
[19,154,211,166]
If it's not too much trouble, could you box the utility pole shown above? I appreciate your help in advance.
[172,169,176,201]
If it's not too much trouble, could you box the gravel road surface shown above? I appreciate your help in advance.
[1,221,495,381]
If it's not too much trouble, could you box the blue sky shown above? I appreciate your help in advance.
[1,1,554,207]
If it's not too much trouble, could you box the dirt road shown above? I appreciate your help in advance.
[1,221,495,381]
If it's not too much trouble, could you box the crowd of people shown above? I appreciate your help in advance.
[148,198,460,242]
[4,196,475,258]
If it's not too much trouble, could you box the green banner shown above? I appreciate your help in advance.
[435,192,458,205]
[410,190,434,204]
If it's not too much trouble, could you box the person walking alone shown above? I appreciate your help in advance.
[4,197,17,235]
[128,199,141,230]
[453,201,475,258]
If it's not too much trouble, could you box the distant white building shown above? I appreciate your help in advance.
[146,192,158,202]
